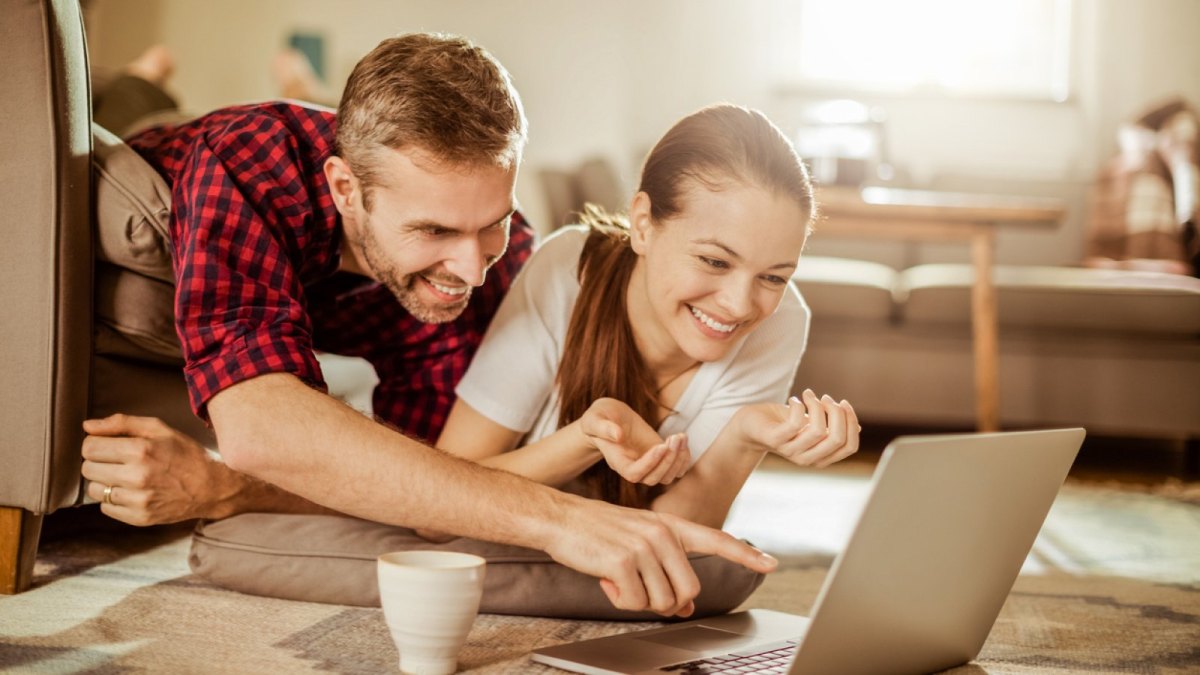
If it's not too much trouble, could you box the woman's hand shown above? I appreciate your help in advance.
[578,398,690,486]
[736,389,861,468]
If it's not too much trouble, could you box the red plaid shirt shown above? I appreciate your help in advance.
[127,102,533,443]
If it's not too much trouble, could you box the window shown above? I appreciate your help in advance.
[790,0,1073,101]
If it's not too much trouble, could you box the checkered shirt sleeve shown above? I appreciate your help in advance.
[169,113,331,420]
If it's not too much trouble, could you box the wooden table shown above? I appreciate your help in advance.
[816,186,1066,432]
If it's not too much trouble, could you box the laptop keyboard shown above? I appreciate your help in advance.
[658,639,799,674]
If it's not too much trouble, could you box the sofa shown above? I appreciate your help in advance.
[790,256,1200,444]
[0,0,205,595]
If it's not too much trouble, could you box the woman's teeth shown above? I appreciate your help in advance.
[690,306,736,333]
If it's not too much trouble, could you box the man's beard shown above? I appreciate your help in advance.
[358,222,471,324]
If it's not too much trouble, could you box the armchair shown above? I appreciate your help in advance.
[0,0,93,595]
[0,0,206,594]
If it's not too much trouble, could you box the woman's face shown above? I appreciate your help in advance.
[627,178,809,368]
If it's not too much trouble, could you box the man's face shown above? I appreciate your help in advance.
[334,147,518,324]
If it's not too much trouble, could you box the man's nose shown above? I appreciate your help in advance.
[444,236,489,287]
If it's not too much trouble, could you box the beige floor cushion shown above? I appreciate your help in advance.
[191,513,765,620]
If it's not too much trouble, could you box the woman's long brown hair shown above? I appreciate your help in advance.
[556,105,815,508]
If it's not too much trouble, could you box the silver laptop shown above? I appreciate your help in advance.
[533,428,1085,675]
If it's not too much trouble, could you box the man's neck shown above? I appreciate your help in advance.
[337,219,371,278]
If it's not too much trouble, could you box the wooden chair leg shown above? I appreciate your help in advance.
[0,506,43,594]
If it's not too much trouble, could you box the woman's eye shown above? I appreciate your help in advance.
[762,274,787,286]
[700,256,728,269]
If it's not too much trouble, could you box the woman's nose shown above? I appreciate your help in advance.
[716,276,755,320]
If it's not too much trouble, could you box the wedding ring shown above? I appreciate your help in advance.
[102,484,114,505]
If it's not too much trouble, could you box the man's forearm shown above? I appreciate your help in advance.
[208,373,566,549]
[207,373,781,618]
[210,463,340,519]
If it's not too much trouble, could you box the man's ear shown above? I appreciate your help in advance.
[628,191,655,254]
[323,156,359,215]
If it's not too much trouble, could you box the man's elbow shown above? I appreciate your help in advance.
[215,433,260,476]
[211,405,276,476]
[207,379,277,477]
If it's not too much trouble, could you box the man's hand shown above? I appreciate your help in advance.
[544,497,778,617]
[579,398,690,486]
[81,414,235,525]
[738,389,861,468]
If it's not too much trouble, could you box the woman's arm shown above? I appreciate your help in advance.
[651,390,860,528]
[438,398,690,488]
[648,406,768,528]
[437,400,598,487]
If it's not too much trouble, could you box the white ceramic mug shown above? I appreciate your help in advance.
[377,551,487,675]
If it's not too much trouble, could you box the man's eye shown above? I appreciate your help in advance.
[700,256,729,270]
[423,227,453,237]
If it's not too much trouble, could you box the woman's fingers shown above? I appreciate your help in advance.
[618,443,668,482]
[785,396,859,466]
[641,438,682,486]
[663,435,691,484]
[788,395,807,427]
[802,389,828,437]
[581,411,624,446]
[799,395,847,463]
[769,390,863,469]
[815,400,861,467]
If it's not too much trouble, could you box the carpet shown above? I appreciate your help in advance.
[2,466,1198,674]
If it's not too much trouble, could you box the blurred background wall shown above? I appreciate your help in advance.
[84,0,1200,267]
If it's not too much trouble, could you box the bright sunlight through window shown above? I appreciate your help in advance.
[794,0,1073,101]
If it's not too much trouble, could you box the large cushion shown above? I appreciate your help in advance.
[190,513,765,620]
[93,123,174,283]
[94,262,181,363]
[91,124,182,363]
[899,263,1200,335]
[791,256,898,322]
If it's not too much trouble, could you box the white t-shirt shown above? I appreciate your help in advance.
[455,225,810,463]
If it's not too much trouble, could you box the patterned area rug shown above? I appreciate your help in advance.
[2,468,1198,674]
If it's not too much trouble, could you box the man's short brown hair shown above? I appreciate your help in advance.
[336,33,527,208]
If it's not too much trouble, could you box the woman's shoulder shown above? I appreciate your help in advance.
[534,224,590,259]
[502,226,588,318]
[772,279,810,329]
[519,224,590,282]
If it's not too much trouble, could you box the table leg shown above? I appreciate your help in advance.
[971,228,1000,432]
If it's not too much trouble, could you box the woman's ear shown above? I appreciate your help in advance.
[628,191,654,254]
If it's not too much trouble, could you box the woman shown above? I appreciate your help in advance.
[436,104,859,529]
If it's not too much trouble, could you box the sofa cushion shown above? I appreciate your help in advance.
[94,262,182,363]
[899,263,1200,335]
[91,123,183,364]
[791,256,898,322]
[93,123,174,283]
[190,513,765,620]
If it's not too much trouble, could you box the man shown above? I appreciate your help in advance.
[80,34,776,618]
